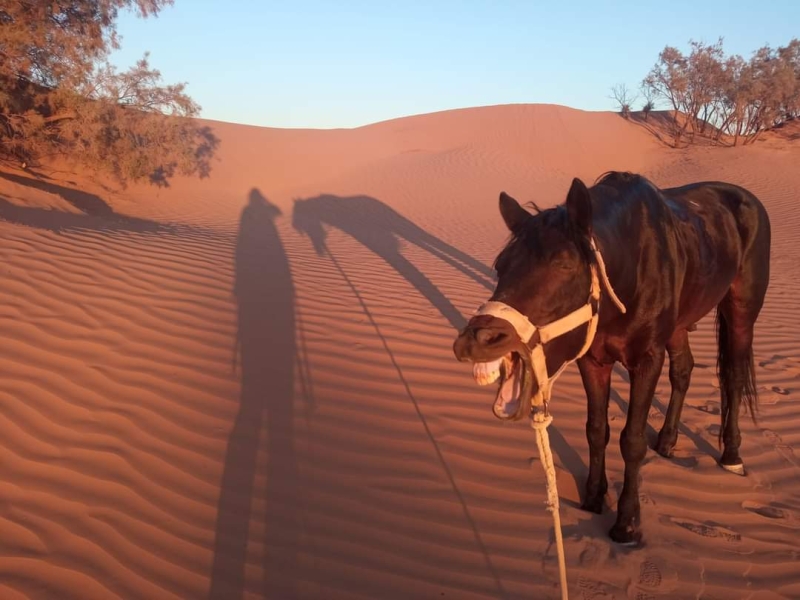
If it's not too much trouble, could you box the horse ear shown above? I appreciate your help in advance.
[499,192,530,233]
[565,177,592,235]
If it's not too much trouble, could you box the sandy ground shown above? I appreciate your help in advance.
[0,104,798,599]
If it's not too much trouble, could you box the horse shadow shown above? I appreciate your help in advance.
[291,193,522,596]
[291,193,495,331]
[209,189,301,599]
[291,192,587,490]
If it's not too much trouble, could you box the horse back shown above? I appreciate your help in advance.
[660,181,770,327]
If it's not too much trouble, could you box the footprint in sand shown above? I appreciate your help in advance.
[759,355,800,373]
[638,560,661,589]
[627,557,678,599]
[741,499,797,523]
[578,577,615,600]
[762,429,799,468]
[668,516,741,544]
[579,540,605,568]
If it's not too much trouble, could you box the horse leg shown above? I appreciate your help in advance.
[716,191,769,474]
[578,357,613,514]
[655,328,694,457]
[716,294,762,475]
[610,348,665,545]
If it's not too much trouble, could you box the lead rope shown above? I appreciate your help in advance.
[589,238,626,314]
[531,409,568,600]
[529,239,625,600]
[475,236,626,599]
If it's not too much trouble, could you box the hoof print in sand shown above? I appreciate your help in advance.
[762,429,799,467]
[696,402,720,415]
[759,354,800,373]
[757,385,790,405]
[639,491,656,506]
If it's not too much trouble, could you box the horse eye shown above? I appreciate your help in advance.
[553,259,579,272]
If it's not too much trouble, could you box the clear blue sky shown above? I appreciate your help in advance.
[110,0,799,129]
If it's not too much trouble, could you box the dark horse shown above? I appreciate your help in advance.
[453,171,770,545]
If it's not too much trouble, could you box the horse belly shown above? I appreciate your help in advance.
[676,209,741,327]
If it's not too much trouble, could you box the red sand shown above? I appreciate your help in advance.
[0,104,798,599]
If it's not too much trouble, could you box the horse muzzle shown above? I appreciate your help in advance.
[453,318,536,421]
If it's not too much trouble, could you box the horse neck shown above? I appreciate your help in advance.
[592,208,638,319]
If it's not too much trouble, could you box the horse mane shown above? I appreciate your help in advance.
[493,171,663,271]
[594,170,646,188]
[492,204,594,270]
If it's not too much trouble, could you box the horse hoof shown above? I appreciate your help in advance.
[655,444,674,459]
[655,431,677,459]
[609,523,641,546]
[720,461,746,476]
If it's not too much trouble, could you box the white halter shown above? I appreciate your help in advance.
[474,238,626,410]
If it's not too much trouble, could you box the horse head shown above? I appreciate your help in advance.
[453,178,601,420]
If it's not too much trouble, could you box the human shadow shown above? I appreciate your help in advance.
[291,194,495,331]
[209,189,300,599]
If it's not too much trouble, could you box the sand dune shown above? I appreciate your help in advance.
[0,104,798,599]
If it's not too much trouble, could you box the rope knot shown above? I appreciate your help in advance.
[530,414,553,430]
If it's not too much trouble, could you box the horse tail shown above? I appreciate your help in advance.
[715,307,758,448]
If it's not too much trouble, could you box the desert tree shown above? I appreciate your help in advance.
[641,37,799,147]
[643,46,690,144]
[0,1,218,186]
[729,41,799,144]
[714,54,751,145]
[610,83,637,119]
[639,84,657,121]
[685,39,725,135]
[777,39,800,120]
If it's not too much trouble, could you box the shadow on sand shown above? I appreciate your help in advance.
[209,189,300,599]
[0,170,190,235]
[289,193,581,599]
[0,170,114,215]
[291,193,495,331]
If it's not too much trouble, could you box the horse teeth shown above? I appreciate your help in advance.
[473,358,503,385]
